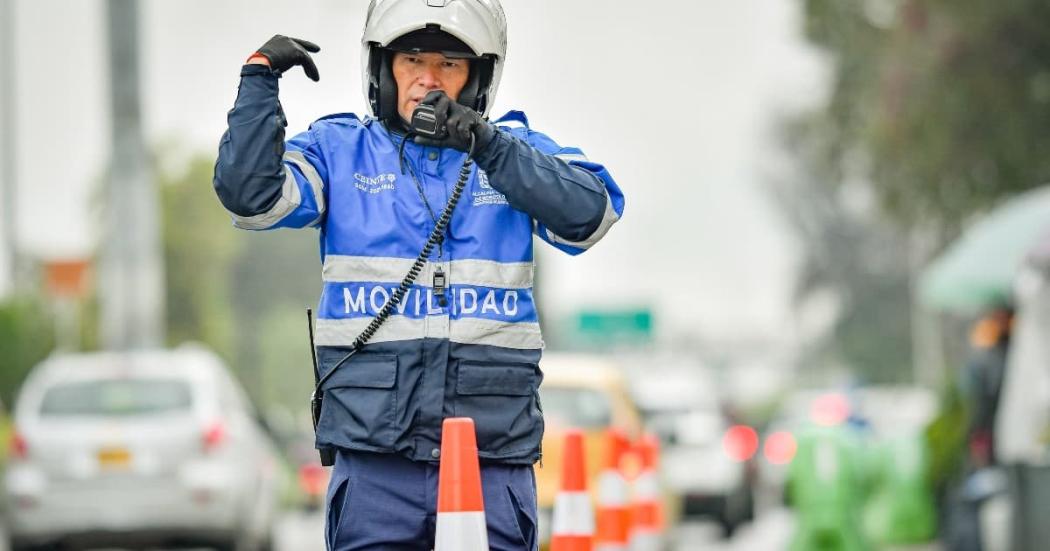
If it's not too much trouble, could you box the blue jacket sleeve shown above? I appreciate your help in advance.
[212,64,328,230]
[472,116,624,255]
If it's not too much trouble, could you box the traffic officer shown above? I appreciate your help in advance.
[211,1,624,549]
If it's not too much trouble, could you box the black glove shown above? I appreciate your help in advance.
[413,91,495,154]
[253,35,321,81]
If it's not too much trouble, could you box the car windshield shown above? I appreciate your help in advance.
[539,386,612,429]
[39,378,193,417]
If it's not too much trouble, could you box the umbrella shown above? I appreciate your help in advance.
[920,185,1050,314]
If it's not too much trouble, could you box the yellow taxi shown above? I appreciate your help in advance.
[534,353,643,546]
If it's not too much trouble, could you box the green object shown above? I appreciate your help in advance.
[574,308,653,343]
[862,434,938,545]
[920,186,1050,313]
[787,424,872,551]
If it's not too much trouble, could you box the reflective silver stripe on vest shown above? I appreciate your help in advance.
[323,256,534,288]
[451,318,543,350]
[315,316,443,345]
[314,317,542,349]
[228,152,325,230]
[545,192,619,250]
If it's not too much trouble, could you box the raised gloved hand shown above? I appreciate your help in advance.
[413,91,495,154]
[250,35,321,81]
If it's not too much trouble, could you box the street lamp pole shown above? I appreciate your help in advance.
[1,0,19,297]
[100,0,166,349]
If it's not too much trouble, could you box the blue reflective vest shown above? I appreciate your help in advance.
[214,64,624,463]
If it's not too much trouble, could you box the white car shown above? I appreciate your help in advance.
[630,369,756,537]
[3,345,282,551]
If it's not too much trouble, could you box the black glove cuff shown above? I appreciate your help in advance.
[473,120,497,154]
[472,127,506,170]
[240,63,278,78]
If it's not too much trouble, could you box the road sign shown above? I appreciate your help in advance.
[574,308,653,345]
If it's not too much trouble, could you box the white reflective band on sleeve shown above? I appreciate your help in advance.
[596,471,630,506]
[227,151,325,230]
[546,192,620,250]
[229,168,302,230]
[555,152,589,163]
[434,511,489,551]
[283,150,326,223]
[551,492,595,536]
[323,256,534,288]
[450,318,543,350]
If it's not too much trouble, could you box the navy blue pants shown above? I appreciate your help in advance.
[325,450,539,551]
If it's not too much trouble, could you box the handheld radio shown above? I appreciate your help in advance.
[409,101,448,140]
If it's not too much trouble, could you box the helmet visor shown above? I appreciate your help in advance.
[385,28,479,59]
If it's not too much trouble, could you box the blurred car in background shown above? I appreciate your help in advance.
[758,387,936,503]
[632,368,756,537]
[534,353,643,547]
[3,344,282,551]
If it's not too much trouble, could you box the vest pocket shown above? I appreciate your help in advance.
[455,361,540,456]
[318,353,398,451]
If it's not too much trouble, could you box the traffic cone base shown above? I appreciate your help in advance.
[632,501,661,531]
[553,535,594,551]
[435,511,488,550]
[595,505,631,545]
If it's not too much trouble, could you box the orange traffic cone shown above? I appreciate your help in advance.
[435,418,488,551]
[629,433,664,551]
[595,428,632,551]
[551,430,595,551]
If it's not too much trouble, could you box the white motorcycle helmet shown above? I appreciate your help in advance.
[362,0,507,120]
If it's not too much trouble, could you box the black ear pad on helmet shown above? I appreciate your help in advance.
[368,48,400,121]
[457,56,495,115]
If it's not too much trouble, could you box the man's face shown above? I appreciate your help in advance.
[391,51,471,122]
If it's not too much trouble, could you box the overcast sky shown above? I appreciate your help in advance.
[0,0,827,342]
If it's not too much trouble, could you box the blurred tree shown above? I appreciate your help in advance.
[158,150,320,410]
[254,304,316,414]
[228,228,319,403]
[772,143,914,382]
[159,155,240,360]
[800,0,1050,226]
[0,297,55,409]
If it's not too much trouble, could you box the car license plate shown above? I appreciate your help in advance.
[97,447,132,470]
